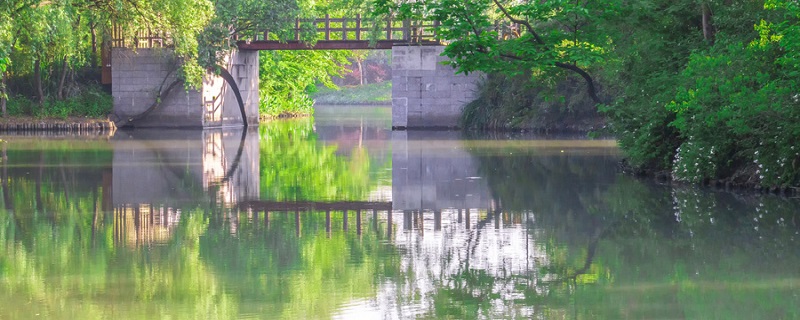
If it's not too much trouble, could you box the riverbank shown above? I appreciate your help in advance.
[311,82,392,105]
[619,159,800,197]
[0,116,115,134]
[259,112,311,122]
[0,113,304,133]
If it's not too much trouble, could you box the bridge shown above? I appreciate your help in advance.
[237,15,440,50]
[109,16,442,51]
[107,17,518,129]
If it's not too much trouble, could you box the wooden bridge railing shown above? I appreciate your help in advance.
[236,14,439,44]
[110,23,170,48]
[109,17,521,50]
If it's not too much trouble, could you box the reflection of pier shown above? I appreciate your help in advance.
[392,131,492,211]
[113,204,182,247]
[112,128,259,208]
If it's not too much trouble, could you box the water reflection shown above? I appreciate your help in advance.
[112,128,259,208]
[376,136,800,319]
[0,107,799,319]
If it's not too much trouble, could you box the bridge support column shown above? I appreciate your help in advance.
[111,48,259,128]
[391,45,482,129]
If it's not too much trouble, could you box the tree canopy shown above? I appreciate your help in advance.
[373,0,800,187]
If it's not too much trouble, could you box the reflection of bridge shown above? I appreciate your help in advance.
[239,200,392,211]
[112,203,507,247]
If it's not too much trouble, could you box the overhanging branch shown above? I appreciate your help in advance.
[491,0,545,46]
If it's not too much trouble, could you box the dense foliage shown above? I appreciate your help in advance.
[259,50,351,117]
[375,0,800,187]
[0,0,375,119]
[257,0,377,115]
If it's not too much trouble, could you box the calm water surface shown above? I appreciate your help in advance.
[0,106,799,319]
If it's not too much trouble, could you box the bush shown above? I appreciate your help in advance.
[461,72,604,131]
[666,42,800,186]
[5,84,112,119]
[259,88,314,118]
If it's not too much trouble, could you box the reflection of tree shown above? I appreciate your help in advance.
[198,210,402,319]
[394,142,800,318]
[259,118,390,201]
[0,204,239,319]
[0,141,238,318]
[0,136,402,318]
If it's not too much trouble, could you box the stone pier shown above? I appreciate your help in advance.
[111,49,259,128]
[391,46,483,129]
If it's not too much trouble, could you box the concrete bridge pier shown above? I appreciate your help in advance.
[391,46,483,129]
[111,48,260,128]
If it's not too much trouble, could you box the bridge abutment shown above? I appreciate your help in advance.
[391,45,483,129]
[111,48,259,128]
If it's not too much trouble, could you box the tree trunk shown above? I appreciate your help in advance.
[57,57,68,100]
[357,59,364,85]
[1,72,6,117]
[34,58,44,106]
[90,21,98,67]
[701,2,715,44]
[219,67,249,127]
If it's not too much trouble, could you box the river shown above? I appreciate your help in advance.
[0,105,798,319]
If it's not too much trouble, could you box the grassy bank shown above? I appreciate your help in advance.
[3,85,112,119]
[311,82,391,105]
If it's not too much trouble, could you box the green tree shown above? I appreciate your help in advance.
[374,0,614,104]
[255,0,377,117]
[259,50,351,117]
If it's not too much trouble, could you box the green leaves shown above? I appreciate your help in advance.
[258,50,350,117]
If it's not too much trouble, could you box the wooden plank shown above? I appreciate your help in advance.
[342,17,347,40]
[356,14,362,40]
[325,14,330,41]
[294,18,300,41]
